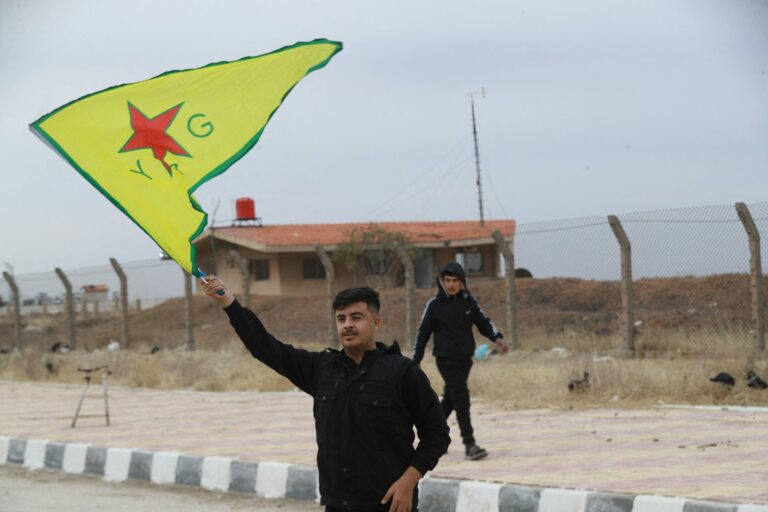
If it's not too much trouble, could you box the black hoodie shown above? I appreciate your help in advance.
[411,262,503,364]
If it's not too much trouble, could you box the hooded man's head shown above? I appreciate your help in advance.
[439,261,468,297]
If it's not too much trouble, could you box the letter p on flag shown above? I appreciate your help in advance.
[30,39,342,276]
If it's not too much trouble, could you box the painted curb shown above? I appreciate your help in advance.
[1,436,765,511]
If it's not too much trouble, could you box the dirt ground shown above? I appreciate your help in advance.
[0,465,319,512]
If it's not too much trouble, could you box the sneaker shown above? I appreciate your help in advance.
[465,444,488,461]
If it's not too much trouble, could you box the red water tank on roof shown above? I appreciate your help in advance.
[235,197,256,220]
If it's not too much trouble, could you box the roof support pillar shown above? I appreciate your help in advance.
[315,245,337,346]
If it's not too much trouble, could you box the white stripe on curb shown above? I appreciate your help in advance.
[61,443,88,475]
[104,447,132,482]
[150,451,180,485]
[62,443,88,474]
[633,495,687,512]
[201,456,232,491]
[23,439,48,470]
[0,436,10,464]
[256,461,290,498]
[457,481,502,512]
[539,488,589,512]
[737,506,768,512]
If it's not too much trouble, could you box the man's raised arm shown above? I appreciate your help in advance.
[202,275,318,395]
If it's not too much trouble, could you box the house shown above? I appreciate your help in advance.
[81,284,109,303]
[193,220,515,297]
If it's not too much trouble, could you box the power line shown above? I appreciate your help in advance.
[424,154,475,206]
[366,135,472,219]
[373,151,474,219]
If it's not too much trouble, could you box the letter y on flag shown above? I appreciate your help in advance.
[30,39,342,275]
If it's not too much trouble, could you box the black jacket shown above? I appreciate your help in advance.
[412,262,503,364]
[224,300,450,510]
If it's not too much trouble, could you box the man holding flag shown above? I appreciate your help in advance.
[202,275,450,512]
[31,38,453,510]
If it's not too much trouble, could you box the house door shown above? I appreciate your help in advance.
[414,250,434,288]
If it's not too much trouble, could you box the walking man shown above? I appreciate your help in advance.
[202,276,449,512]
[412,262,507,461]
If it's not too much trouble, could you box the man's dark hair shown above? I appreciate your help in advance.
[332,287,380,313]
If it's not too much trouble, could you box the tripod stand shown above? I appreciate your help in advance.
[71,366,111,428]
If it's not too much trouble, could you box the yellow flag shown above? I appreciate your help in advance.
[30,39,342,275]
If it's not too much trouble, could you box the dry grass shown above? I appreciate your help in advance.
[0,345,300,392]
[2,337,767,410]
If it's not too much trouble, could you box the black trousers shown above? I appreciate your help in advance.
[435,357,474,446]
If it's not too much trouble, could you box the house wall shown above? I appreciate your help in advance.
[195,244,282,296]
[278,253,358,296]
[82,291,108,302]
[194,241,503,297]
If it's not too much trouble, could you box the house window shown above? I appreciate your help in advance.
[457,251,483,273]
[303,257,326,280]
[366,252,389,276]
[250,259,270,281]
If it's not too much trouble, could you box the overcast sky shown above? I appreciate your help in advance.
[1,0,767,275]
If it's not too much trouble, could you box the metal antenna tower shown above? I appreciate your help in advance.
[469,88,486,226]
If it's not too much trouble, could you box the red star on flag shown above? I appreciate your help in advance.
[120,102,190,176]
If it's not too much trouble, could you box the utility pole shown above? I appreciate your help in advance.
[469,89,486,226]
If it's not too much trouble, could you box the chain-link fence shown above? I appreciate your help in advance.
[0,258,183,316]
[513,215,622,352]
[511,202,767,354]
[1,202,766,355]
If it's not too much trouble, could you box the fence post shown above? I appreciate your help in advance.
[315,245,337,345]
[736,202,765,351]
[183,268,195,351]
[492,230,518,351]
[230,250,251,309]
[2,272,22,351]
[54,268,76,350]
[608,215,635,353]
[396,243,416,351]
[109,258,130,349]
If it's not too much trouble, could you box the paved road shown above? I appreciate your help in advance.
[0,465,320,512]
[2,381,768,504]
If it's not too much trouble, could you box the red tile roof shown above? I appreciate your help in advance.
[81,284,109,293]
[202,220,515,248]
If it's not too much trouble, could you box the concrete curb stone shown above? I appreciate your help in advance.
[684,501,738,512]
[499,484,541,512]
[1,436,764,512]
[586,493,636,512]
[84,445,106,475]
[286,464,319,501]
[62,442,88,474]
[23,439,48,469]
[420,478,461,512]
[175,454,203,486]
[150,451,179,484]
[229,460,258,493]
[0,436,10,464]
[44,441,65,470]
[128,450,153,481]
[7,438,26,464]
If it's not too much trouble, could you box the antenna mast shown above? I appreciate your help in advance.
[469,88,486,226]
